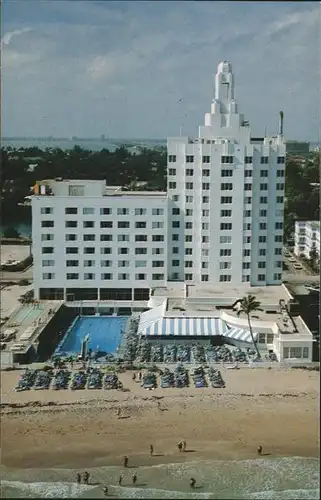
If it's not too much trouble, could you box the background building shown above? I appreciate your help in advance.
[294,220,320,260]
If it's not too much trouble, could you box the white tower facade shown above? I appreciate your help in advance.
[167,60,285,286]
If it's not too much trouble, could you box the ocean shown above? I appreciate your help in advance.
[1,457,319,499]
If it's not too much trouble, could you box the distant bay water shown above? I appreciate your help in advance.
[2,138,166,152]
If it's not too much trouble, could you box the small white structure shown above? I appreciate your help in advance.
[294,221,320,260]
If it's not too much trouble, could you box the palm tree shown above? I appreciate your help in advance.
[232,295,263,359]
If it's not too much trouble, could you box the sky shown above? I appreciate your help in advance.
[2,0,319,140]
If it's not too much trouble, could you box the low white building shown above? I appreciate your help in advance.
[294,221,320,261]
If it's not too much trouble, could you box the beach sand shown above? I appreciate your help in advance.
[1,367,319,471]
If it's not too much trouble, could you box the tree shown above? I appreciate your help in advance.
[233,294,263,359]
[3,226,20,238]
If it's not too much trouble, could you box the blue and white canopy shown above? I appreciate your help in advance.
[144,317,229,337]
[224,327,258,343]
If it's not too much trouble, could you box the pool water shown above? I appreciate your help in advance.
[57,316,129,355]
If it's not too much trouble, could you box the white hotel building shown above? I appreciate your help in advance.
[294,220,320,261]
[31,61,286,303]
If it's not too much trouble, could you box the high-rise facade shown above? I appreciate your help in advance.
[31,61,285,300]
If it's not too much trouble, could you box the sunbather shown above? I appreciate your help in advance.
[83,471,90,485]
[257,445,263,455]
[190,477,196,488]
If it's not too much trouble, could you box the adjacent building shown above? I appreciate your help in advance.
[31,60,286,302]
[294,220,320,260]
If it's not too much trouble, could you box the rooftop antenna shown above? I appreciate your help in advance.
[264,126,267,137]
[279,110,284,135]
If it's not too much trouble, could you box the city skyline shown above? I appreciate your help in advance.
[2,1,318,140]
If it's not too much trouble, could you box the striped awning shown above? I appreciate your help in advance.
[224,327,258,343]
[144,317,229,337]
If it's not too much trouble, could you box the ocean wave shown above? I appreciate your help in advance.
[248,489,320,499]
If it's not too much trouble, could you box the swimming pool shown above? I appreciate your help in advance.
[10,303,45,325]
[56,316,129,356]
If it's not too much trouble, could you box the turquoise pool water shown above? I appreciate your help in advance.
[56,316,129,355]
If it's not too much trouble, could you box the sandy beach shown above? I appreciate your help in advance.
[1,366,319,471]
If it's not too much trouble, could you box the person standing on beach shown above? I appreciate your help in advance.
[76,472,81,484]
[257,445,263,455]
[150,444,154,456]
[83,471,90,485]
[118,475,123,486]
[190,478,196,488]
[177,441,183,452]
[132,474,137,485]
[139,371,142,381]
[123,456,129,468]
[132,372,136,381]
[103,486,108,496]
[183,440,186,452]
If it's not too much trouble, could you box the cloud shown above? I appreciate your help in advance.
[1,1,319,140]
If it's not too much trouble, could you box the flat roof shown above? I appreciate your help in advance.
[186,284,292,303]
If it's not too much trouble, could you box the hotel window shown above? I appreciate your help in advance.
[243,262,250,269]
[84,234,95,241]
[135,221,147,229]
[152,208,164,215]
[221,209,232,217]
[274,248,282,255]
[118,273,129,280]
[275,261,282,268]
[42,234,54,241]
[202,236,209,243]
[202,156,210,163]
[118,235,129,242]
[244,184,252,191]
[135,248,147,254]
[260,170,268,177]
[221,183,233,190]
[168,168,176,175]
[260,197,268,204]
[84,247,95,254]
[242,275,250,282]
[118,247,129,254]
[152,260,164,268]
[202,209,209,216]
[152,221,164,229]
[172,247,179,254]
[117,208,129,215]
[65,207,78,214]
[276,183,284,190]
[277,156,285,164]
[153,235,164,242]
[220,236,232,244]
[172,208,180,215]
[257,274,266,281]
[260,210,267,217]
[66,247,78,254]
[42,273,55,280]
[202,262,209,269]
[118,260,129,267]
[219,274,231,282]
[172,234,179,241]
[185,182,193,189]
[276,196,284,203]
[258,236,266,243]
[83,221,94,228]
[202,183,210,190]
[101,273,113,280]
[41,220,54,227]
[220,249,232,256]
[258,333,266,343]
[118,221,130,228]
[135,273,146,280]
[244,196,252,204]
[202,249,209,256]
[259,249,266,256]
[152,273,164,280]
[185,222,193,229]
[173,195,179,201]
[221,169,233,177]
[101,221,113,228]
[42,247,54,254]
[172,260,180,266]
[258,261,266,269]
[201,275,209,281]
[42,259,55,266]
[221,196,232,204]
[220,262,231,269]
[245,156,252,164]
[186,155,194,163]
[186,209,193,216]
[275,222,283,229]
[243,236,251,244]
[302,347,309,359]
[186,195,193,202]
[101,260,112,267]
[220,223,232,230]
[185,248,193,255]
[66,273,79,280]
[243,249,250,257]
[65,234,77,241]
[185,235,193,242]
[266,334,273,344]
[83,207,95,215]
[221,156,233,164]
[153,248,164,255]
[185,274,193,281]
[135,208,147,215]
[260,156,269,164]
[202,196,209,203]
[101,247,112,254]
[260,223,267,230]
[135,235,148,242]
[260,183,268,191]
[66,260,79,267]
[202,169,210,176]
[100,234,112,241]
[202,223,209,230]
[275,235,283,242]
[135,260,147,267]
[277,169,284,177]
[244,210,251,217]
[66,220,77,228]
[84,260,95,267]
[68,185,84,196]
[41,207,53,214]
[186,169,194,176]
[168,155,176,162]
[244,170,252,177]
[168,181,176,189]
[274,273,282,280]
[100,207,112,215]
